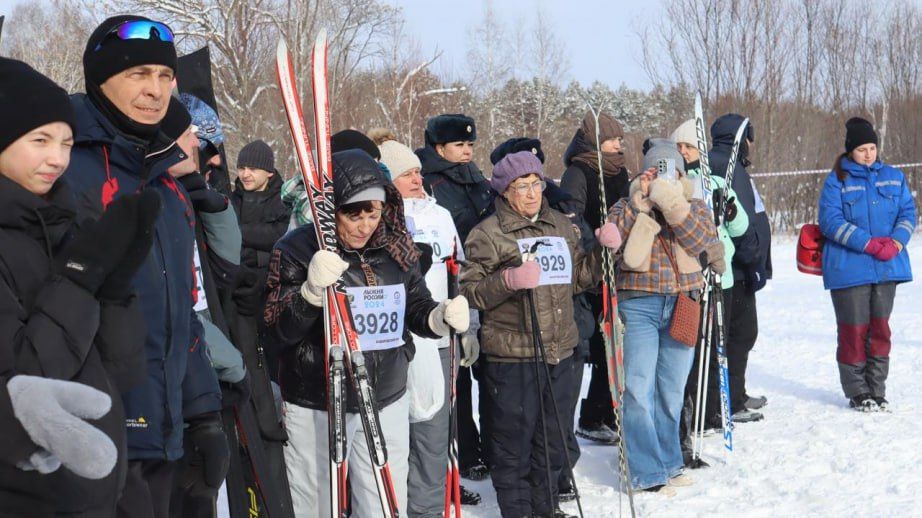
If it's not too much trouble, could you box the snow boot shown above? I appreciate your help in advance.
[667,474,694,487]
[460,485,481,505]
[745,395,768,410]
[575,423,619,445]
[641,484,676,497]
[557,480,576,502]
[460,460,490,481]
[849,394,879,413]
[685,457,710,470]
[873,396,890,412]
[732,409,764,423]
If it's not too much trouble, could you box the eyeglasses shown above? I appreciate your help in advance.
[508,179,546,196]
[94,20,175,52]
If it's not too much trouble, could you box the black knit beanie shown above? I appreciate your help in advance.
[160,97,192,142]
[845,117,878,153]
[490,137,544,165]
[331,129,380,160]
[237,140,276,174]
[83,15,177,90]
[0,57,75,154]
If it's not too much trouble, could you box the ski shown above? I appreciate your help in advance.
[444,241,462,518]
[581,97,635,518]
[276,33,400,518]
[691,93,734,456]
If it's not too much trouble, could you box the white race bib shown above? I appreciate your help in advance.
[346,284,406,351]
[192,240,208,312]
[406,214,453,261]
[515,236,573,286]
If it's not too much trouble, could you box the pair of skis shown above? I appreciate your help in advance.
[582,98,635,518]
[275,32,400,518]
[690,92,749,460]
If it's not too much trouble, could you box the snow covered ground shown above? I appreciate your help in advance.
[221,237,922,517]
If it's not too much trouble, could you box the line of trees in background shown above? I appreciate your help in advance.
[3,0,919,232]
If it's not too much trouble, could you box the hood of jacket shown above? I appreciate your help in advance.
[711,113,752,164]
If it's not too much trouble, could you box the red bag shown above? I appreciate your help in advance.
[797,224,824,275]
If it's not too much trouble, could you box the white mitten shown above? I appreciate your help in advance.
[428,296,470,336]
[649,178,691,225]
[300,250,350,306]
[7,375,116,480]
[460,332,480,367]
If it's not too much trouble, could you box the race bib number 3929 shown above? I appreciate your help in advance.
[515,236,573,285]
[346,284,406,351]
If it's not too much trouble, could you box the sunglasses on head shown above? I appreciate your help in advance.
[94,20,175,52]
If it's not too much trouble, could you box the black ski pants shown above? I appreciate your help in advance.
[483,354,577,517]
[118,460,176,518]
[726,280,758,413]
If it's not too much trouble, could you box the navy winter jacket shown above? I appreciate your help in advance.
[62,95,222,461]
[416,146,495,243]
[818,157,915,290]
[709,114,773,287]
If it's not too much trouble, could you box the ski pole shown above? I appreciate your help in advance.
[523,242,584,518]
[444,242,462,518]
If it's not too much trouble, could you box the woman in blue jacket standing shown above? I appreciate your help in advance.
[818,117,915,412]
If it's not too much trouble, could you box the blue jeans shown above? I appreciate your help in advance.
[620,295,696,489]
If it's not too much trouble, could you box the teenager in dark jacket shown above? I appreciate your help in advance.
[708,114,771,424]
[264,150,470,517]
[231,139,291,275]
[416,113,496,480]
[0,57,156,516]
[559,110,631,444]
[62,16,224,518]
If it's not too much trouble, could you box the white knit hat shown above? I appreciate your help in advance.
[378,140,422,177]
[670,119,698,147]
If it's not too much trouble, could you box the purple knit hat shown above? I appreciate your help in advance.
[491,151,544,194]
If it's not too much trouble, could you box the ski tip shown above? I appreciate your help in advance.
[276,37,289,60]
[315,28,328,47]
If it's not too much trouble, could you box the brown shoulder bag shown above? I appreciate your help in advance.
[658,235,701,347]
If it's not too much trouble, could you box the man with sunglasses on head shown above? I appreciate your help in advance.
[62,16,224,518]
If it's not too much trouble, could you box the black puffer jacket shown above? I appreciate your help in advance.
[263,150,439,412]
[709,114,772,286]
[230,173,290,270]
[0,176,145,516]
[416,146,495,243]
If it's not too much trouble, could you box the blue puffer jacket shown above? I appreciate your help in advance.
[818,157,916,290]
[62,95,222,461]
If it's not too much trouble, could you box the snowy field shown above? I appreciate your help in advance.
[221,237,922,517]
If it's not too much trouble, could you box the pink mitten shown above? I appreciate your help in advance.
[874,240,900,261]
[502,261,541,290]
[595,222,623,250]
[864,237,886,257]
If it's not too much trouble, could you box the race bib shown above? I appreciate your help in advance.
[515,236,573,285]
[192,241,208,312]
[346,284,406,351]
[406,214,452,260]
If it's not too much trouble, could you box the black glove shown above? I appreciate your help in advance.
[55,193,145,294]
[725,196,738,222]
[177,172,228,213]
[416,243,433,275]
[220,371,252,410]
[98,190,162,301]
[182,412,230,497]
[746,266,767,293]
[231,269,262,317]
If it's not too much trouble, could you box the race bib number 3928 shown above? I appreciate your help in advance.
[515,236,573,285]
[346,284,406,351]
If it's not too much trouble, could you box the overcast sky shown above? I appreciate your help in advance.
[385,0,658,90]
[0,0,658,90]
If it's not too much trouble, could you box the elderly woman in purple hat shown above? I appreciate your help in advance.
[461,151,622,518]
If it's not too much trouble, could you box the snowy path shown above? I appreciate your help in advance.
[220,238,922,517]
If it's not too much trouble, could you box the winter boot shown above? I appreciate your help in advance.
[685,456,710,470]
[745,395,768,410]
[667,474,694,487]
[558,479,576,502]
[732,409,764,423]
[873,396,890,412]
[641,484,676,497]
[575,423,619,445]
[460,485,481,505]
[460,460,490,481]
[849,394,879,412]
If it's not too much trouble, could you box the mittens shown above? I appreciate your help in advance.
[428,296,470,337]
[98,190,162,301]
[595,222,623,250]
[649,178,691,225]
[300,250,350,306]
[502,261,541,291]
